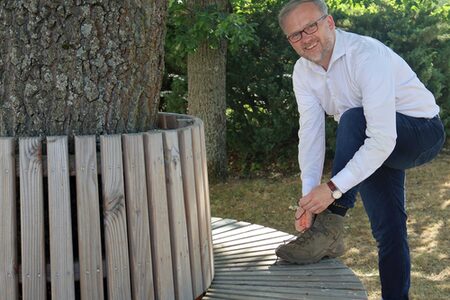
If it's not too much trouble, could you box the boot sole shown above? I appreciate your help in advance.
[276,239,345,265]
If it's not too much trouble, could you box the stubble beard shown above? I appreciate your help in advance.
[299,35,334,66]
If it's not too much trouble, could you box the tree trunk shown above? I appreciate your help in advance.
[187,1,228,181]
[0,0,168,137]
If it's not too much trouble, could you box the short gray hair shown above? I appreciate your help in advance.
[278,0,328,30]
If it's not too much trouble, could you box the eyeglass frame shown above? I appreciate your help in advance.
[286,14,328,43]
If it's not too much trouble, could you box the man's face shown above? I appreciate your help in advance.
[282,3,336,69]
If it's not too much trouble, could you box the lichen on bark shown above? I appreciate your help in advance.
[0,0,168,137]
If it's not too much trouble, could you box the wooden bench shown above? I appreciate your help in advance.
[0,113,213,299]
[205,218,368,300]
[0,112,366,299]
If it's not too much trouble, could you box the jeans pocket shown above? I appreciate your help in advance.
[413,135,445,167]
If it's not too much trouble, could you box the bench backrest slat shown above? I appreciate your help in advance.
[19,138,47,300]
[0,138,18,299]
[75,135,105,300]
[192,125,213,288]
[144,132,176,299]
[47,136,75,299]
[123,134,155,300]
[100,135,132,300]
[163,131,194,299]
[200,124,215,281]
[179,127,204,296]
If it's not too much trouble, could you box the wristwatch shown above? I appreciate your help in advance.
[327,180,342,199]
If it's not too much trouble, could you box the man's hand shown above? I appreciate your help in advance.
[299,183,334,214]
[294,206,314,232]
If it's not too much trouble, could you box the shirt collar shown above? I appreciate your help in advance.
[330,29,346,65]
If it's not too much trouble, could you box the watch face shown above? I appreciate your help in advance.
[333,190,343,199]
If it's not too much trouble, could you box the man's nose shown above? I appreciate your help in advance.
[301,33,315,43]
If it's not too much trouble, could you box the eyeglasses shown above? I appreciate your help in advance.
[286,15,328,43]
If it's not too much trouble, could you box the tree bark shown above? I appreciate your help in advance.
[187,0,228,181]
[0,0,168,137]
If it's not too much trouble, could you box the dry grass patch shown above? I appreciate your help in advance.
[210,149,450,299]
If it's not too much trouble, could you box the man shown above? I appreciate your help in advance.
[275,0,445,299]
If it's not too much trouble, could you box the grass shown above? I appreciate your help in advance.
[210,148,450,299]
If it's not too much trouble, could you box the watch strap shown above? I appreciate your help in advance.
[327,180,338,192]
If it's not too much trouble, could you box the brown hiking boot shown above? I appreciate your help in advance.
[275,209,345,264]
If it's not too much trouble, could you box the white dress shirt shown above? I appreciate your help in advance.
[293,29,440,196]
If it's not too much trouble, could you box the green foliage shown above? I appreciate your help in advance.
[331,0,450,137]
[225,1,300,174]
[160,74,187,114]
[163,0,259,119]
[163,0,450,175]
[167,1,257,55]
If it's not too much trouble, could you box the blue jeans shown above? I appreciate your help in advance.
[331,107,445,300]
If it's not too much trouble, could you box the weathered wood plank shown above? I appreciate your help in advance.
[211,217,222,223]
[0,138,18,299]
[163,130,193,299]
[178,127,203,297]
[213,243,286,258]
[213,227,280,244]
[204,290,273,300]
[122,134,154,300]
[100,135,132,300]
[211,218,239,230]
[47,136,75,300]
[199,122,214,280]
[192,124,212,289]
[19,138,47,300]
[74,135,104,300]
[143,132,175,300]
[212,276,365,289]
[212,222,260,240]
[213,235,291,254]
[209,283,367,299]
[214,267,356,277]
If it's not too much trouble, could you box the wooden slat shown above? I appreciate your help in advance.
[199,122,214,280]
[74,136,104,300]
[0,138,18,299]
[211,217,225,223]
[213,235,290,255]
[191,124,212,289]
[212,222,256,239]
[163,130,193,299]
[100,135,132,300]
[122,134,154,300]
[19,138,47,300]
[213,226,279,244]
[158,114,178,129]
[211,218,239,230]
[143,132,175,300]
[47,136,75,299]
[178,127,203,297]
[212,276,365,289]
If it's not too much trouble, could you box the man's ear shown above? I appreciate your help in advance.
[327,15,336,30]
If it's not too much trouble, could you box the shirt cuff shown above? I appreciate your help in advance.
[301,178,319,196]
[330,167,356,194]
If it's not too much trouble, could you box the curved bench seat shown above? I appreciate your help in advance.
[205,218,368,300]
